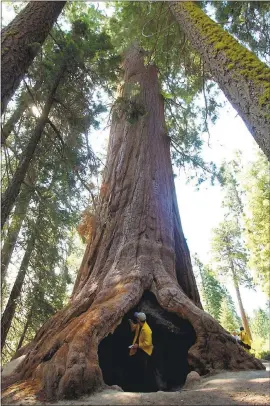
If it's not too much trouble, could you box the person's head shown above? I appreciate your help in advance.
[134,312,146,325]
[240,327,244,331]
[232,331,237,336]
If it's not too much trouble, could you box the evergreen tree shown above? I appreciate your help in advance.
[169,1,270,159]
[1,1,66,114]
[219,294,241,333]
[1,12,118,228]
[243,152,270,296]
[250,308,270,341]
[211,219,253,340]
[193,255,225,321]
[212,1,270,60]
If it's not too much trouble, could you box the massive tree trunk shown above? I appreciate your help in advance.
[1,1,66,115]
[1,63,66,229]
[2,45,263,402]
[1,181,34,281]
[1,216,39,349]
[169,1,270,160]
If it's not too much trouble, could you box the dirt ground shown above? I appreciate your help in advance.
[2,363,270,405]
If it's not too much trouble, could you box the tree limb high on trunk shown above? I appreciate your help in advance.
[3,45,264,402]
[1,1,66,115]
[169,1,270,160]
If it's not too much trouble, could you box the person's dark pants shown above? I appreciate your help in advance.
[239,340,251,350]
[136,349,150,392]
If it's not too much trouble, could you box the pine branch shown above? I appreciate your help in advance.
[47,119,65,148]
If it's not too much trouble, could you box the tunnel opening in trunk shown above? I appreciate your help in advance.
[98,291,196,392]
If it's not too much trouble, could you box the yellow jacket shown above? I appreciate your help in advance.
[130,321,153,356]
[239,330,251,346]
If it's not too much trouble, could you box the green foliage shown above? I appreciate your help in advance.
[107,2,225,185]
[1,2,118,361]
[243,152,270,296]
[211,219,252,288]
[193,255,226,320]
[219,294,241,332]
[250,308,270,341]
[114,96,146,124]
[249,306,270,358]
[211,1,270,61]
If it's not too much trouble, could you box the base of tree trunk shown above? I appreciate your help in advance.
[2,284,265,402]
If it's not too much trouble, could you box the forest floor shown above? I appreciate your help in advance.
[2,363,269,405]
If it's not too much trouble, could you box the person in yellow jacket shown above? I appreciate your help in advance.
[238,327,251,350]
[129,312,154,391]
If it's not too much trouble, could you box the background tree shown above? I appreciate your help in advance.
[169,1,270,159]
[243,152,270,296]
[1,3,118,359]
[250,307,270,342]
[1,13,117,228]
[193,254,225,321]
[219,294,242,333]
[1,1,66,115]
[211,219,253,340]
[212,1,270,61]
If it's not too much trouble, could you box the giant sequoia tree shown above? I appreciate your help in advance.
[1,1,66,115]
[3,46,263,402]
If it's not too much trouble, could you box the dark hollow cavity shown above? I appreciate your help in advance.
[98,291,196,392]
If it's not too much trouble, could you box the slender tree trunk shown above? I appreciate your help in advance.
[1,220,38,349]
[169,1,270,160]
[1,1,66,115]
[198,265,209,310]
[1,63,66,229]
[16,305,33,352]
[231,273,252,341]
[3,45,263,402]
[1,182,34,281]
[1,81,42,147]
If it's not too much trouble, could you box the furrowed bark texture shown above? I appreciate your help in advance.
[1,63,66,229]
[169,1,270,160]
[1,1,66,115]
[4,46,263,402]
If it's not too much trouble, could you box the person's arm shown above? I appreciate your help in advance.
[129,319,137,332]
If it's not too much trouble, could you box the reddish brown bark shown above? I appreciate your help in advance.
[1,1,66,115]
[3,45,263,402]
